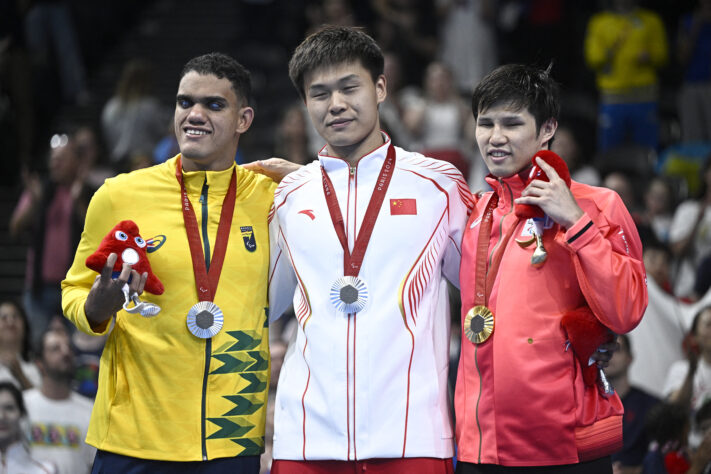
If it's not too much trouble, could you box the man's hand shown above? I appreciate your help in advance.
[84,253,147,327]
[243,158,302,183]
[516,157,584,228]
[590,339,619,369]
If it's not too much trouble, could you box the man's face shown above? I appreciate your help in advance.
[0,303,23,346]
[696,309,711,354]
[49,140,79,185]
[174,72,253,171]
[303,61,386,161]
[475,103,556,178]
[40,331,75,380]
[0,391,21,446]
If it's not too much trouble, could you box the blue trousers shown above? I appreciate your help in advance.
[598,101,658,152]
[91,450,260,474]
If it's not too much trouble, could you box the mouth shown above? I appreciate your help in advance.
[183,127,211,138]
[327,118,353,129]
[487,149,510,162]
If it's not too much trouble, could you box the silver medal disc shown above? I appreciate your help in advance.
[330,276,368,314]
[186,301,224,338]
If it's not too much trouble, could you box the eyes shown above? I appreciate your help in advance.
[177,98,225,111]
[309,84,359,101]
[114,231,146,248]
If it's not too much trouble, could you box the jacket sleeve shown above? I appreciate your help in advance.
[443,177,476,289]
[267,203,297,322]
[560,187,648,334]
[584,15,609,71]
[61,180,116,335]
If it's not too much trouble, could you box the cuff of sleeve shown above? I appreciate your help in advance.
[564,214,595,251]
[79,304,112,336]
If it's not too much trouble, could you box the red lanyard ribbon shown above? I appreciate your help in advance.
[321,144,396,277]
[474,191,520,306]
[175,157,237,302]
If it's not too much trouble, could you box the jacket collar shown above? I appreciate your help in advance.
[484,167,531,210]
[317,132,391,174]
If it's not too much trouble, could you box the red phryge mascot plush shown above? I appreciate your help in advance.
[514,149,572,219]
[85,220,164,295]
[561,307,615,393]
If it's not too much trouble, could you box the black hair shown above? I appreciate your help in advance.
[471,63,560,135]
[691,305,711,336]
[0,381,26,417]
[180,52,251,104]
[288,25,384,101]
[645,402,689,446]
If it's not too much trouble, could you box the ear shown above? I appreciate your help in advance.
[539,118,558,149]
[375,74,387,105]
[236,106,255,134]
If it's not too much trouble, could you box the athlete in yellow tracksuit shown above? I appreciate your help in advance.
[62,155,275,463]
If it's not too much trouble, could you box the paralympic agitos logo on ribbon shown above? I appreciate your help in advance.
[146,235,166,253]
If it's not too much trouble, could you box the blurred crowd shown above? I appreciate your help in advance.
[2,0,711,473]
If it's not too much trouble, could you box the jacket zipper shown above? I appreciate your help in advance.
[475,179,515,462]
[199,177,212,461]
[347,163,356,459]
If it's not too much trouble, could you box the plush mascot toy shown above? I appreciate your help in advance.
[561,307,615,396]
[85,220,163,316]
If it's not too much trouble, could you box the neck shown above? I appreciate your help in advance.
[0,346,21,364]
[181,154,235,172]
[326,130,385,166]
[40,376,71,400]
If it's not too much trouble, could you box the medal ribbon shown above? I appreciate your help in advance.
[474,191,520,306]
[175,156,237,302]
[321,144,396,277]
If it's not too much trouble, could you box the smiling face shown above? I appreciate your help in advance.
[174,71,253,172]
[0,303,24,349]
[475,102,556,178]
[304,61,386,164]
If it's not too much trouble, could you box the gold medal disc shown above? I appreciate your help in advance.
[464,306,494,344]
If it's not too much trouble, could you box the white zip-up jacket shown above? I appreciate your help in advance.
[268,137,474,461]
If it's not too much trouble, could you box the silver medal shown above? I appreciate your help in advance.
[186,301,224,338]
[330,276,369,314]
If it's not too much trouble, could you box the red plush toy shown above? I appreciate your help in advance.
[85,220,164,295]
[560,306,614,388]
[515,150,572,219]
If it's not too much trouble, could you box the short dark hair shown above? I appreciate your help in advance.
[692,306,711,336]
[181,52,251,104]
[0,381,26,417]
[288,26,384,101]
[471,63,560,134]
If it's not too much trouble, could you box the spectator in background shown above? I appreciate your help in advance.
[552,125,601,186]
[639,176,674,245]
[642,402,692,474]
[378,51,416,148]
[677,0,711,143]
[603,170,640,217]
[584,0,668,152]
[23,0,87,106]
[101,58,168,172]
[436,0,497,94]
[669,156,711,299]
[605,334,660,474]
[24,328,94,474]
[0,300,40,389]
[403,61,473,176]
[273,102,311,166]
[9,132,92,345]
[665,306,711,449]
[0,381,56,473]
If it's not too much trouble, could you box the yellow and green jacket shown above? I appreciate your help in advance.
[584,8,668,97]
[62,155,276,461]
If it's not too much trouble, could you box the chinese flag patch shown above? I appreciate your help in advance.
[390,198,417,215]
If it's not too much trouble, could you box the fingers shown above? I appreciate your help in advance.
[535,157,560,181]
[116,260,133,285]
[128,271,148,295]
[100,253,118,282]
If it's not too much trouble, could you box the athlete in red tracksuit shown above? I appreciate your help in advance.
[455,64,647,474]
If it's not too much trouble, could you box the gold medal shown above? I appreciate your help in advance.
[464,306,494,344]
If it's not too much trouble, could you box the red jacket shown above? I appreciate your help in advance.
[455,173,647,466]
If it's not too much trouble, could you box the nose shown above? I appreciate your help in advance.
[329,92,347,115]
[187,103,207,123]
[490,123,506,145]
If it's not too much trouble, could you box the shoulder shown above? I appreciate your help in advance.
[274,161,320,204]
[396,147,469,187]
[103,159,175,189]
[69,392,95,410]
[22,388,41,404]
[571,180,628,213]
[237,166,278,198]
